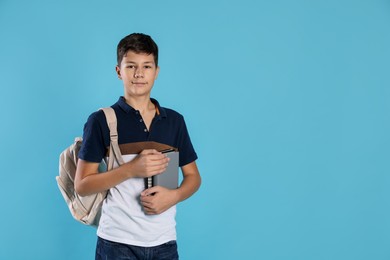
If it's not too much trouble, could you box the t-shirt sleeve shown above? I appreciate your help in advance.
[177,115,198,167]
[78,110,109,163]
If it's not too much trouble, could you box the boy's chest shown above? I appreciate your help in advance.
[116,114,175,145]
[140,111,155,131]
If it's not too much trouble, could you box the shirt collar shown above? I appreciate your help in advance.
[117,96,167,118]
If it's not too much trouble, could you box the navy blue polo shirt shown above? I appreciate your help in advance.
[78,97,197,167]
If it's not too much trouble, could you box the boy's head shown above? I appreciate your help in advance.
[117,33,159,67]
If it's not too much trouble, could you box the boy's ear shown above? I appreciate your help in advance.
[155,66,160,79]
[116,65,122,79]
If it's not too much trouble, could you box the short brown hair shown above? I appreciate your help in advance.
[117,33,159,66]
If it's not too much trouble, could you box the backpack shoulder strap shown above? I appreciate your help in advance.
[100,107,118,140]
[100,107,124,169]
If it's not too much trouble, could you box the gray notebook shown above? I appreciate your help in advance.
[145,150,179,190]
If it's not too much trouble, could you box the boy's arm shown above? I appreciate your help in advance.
[140,161,201,215]
[75,149,170,196]
[176,161,202,202]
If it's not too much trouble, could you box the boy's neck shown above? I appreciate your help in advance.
[124,96,155,114]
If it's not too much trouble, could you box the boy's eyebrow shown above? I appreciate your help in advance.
[124,61,154,64]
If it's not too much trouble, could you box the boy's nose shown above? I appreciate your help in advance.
[134,68,144,78]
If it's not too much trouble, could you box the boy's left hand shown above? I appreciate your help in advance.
[140,186,179,215]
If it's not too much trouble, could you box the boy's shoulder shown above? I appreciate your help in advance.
[86,109,107,124]
[150,98,184,121]
[160,106,183,117]
[158,106,187,126]
[83,109,112,135]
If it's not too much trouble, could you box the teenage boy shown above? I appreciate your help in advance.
[74,33,201,260]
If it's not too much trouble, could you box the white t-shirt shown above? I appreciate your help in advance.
[97,155,176,247]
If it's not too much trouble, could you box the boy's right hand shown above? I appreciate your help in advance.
[125,149,170,178]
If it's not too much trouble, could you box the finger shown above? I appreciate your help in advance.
[140,149,161,155]
[145,157,169,167]
[141,203,156,213]
[141,200,152,207]
[144,163,169,175]
[144,205,158,215]
[144,209,156,215]
[147,154,170,163]
[142,186,160,196]
[140,155,168,170]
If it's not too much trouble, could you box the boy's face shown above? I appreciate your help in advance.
[116,51,159,99]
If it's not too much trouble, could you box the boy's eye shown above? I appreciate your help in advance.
[126,65,135,69]
[144,65,152,69]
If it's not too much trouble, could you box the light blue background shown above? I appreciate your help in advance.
[1,0,390,259]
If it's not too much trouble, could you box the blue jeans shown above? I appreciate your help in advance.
[95,237,179,260]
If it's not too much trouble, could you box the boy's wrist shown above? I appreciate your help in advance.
[117,161,134,179]
[173,188,183,204]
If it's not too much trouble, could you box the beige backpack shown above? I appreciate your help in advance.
[56,107,124,226]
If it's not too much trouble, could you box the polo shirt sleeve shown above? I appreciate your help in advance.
[78,110,109,163]
[177,115,198,167]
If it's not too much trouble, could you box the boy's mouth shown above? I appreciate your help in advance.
[132,81,147,85]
